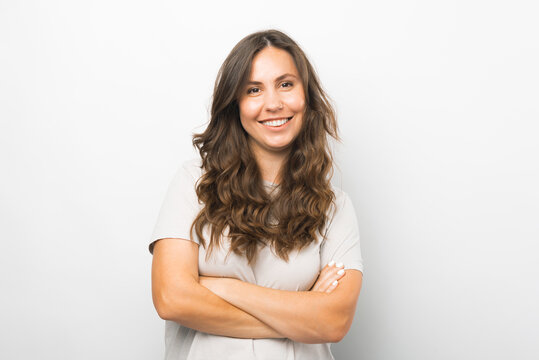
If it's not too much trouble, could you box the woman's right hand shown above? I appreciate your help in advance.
[310,261,346,293]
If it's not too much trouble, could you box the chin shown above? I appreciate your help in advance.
[265,142,294,153]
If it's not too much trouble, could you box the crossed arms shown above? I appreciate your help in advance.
[151,238,363,344]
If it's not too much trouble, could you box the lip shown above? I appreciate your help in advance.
[258,116,293,130]
[258,116,293,122]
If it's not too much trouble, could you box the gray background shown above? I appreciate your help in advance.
[1,0,538,359]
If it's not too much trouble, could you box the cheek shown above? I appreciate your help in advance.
[239,99,262,120]
[284,90,306,113]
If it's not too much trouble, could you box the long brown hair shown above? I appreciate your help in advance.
[191,29,339,265]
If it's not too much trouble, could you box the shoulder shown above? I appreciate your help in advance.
[180,157,203,178]
[329,184,354,213]
[324,184,358,230]
[163,157,204,194]
[173,157,203,186]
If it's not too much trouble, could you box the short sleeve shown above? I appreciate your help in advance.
[320,191,364,274]
[148,159,203,254]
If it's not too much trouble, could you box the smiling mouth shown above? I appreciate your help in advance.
[259,116,293,127]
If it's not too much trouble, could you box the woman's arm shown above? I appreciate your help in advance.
[199,269,363,344]
[152,238,284,339]
[152,238,347,340]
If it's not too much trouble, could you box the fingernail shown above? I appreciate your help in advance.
[328,260,336,266]
[337,269,345,275]
[336,262,344,268]
[332,280,338,286]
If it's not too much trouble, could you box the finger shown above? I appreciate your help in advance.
[312,261,345,292]
[319,260,340,279]
[325,269,345,286]
[324,261,344,273]
[325,280,339,293]
[322,268,346,290]
[310,277,322,291]
[319,262,344,283]
[311,270,334,292]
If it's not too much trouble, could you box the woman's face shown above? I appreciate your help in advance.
[238,46,306,158]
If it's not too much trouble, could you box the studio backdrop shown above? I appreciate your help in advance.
[1,0,538,359]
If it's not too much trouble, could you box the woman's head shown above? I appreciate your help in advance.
[238,46,306,160]
[196,29,338,165]
[192,29,339,264]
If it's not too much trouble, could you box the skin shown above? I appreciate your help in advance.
[238,46,306,184]
[151,46,363,343]
[198,265,355,343]
[152,238,355,341]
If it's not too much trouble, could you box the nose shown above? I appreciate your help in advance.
[264,89,283,112]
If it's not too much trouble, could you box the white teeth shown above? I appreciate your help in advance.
[261,117,291,127]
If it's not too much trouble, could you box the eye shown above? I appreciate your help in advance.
[247,87,260,95]
[281,81,293,88]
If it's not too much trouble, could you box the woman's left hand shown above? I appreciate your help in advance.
[309,261,346,293]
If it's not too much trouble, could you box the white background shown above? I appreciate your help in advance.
[1,1,538,359]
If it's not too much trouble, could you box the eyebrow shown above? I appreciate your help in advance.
[246,73,298,85]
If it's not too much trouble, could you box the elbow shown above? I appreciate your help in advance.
[316,323,345,344]
[153,288,187,322]
[155,302,173,321]
[153,290,174,321]
[299,314,351,344]
[302,324,347,344]
[322,313,354,343]
[325,327,347,343]
[152,276,199,321]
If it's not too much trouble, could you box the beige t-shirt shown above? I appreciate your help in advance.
[149,158,364,360]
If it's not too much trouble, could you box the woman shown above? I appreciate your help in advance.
[149,29,364,360]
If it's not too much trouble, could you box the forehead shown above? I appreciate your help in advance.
[248,47,299,80]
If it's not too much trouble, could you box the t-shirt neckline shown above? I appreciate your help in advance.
[263,179,279,187]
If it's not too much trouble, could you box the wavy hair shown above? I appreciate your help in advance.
[191,29,339,265]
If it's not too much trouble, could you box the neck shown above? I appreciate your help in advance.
[250,143,289,185]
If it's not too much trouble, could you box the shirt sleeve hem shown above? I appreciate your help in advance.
[149,236,200,254]
[343,262,364,275]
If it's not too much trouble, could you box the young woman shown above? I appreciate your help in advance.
[149,29,364,360]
